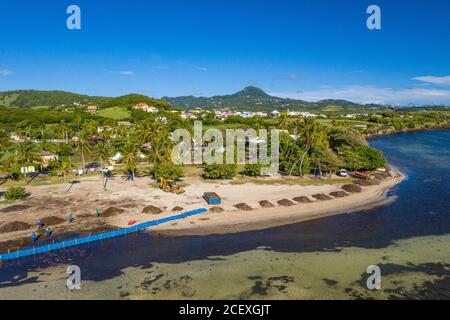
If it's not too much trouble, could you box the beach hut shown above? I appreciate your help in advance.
[203,192,221,205]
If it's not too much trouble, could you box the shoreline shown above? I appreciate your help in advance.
[366,124,450,139]
[150,168,405,237]
[0,167,405,250]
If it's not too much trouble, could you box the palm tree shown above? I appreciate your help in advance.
[98,127,113,142]
[15,141,40,164]
[93,142,112,169]
[75,131,91,173]
[84,120,99,136]
[16,125,31,140]
[59,120,69,143]
[147,134,171,167]
[120,140,139,181]
[289,117,323,176]
[135,120,167,145]
[0,151,17,183]
[277,112,290,130]
[0,130,11,152]
[60,161,72,182]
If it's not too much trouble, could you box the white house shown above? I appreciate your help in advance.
[134,102,159,113]
[300,112,318,118]
[110,152,123,163]
[40,151,59,167]
[181,112,198,119]
[271,110,281,117]
[241,112,254,118]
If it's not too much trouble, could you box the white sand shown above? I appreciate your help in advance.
[149,170,405,236]
[0,170,404,245]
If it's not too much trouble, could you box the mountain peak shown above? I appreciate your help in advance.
[232,86,270,98]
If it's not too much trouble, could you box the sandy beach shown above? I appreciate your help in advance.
[0,169,405,250]
[151,169,405,236]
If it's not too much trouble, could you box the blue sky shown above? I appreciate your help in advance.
[1,0,450,105]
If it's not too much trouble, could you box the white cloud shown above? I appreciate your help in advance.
[413,75,450,86]
[195,66,208,72]
[108,70,135,75]
[269,85,450,105]
[0,69,13,76]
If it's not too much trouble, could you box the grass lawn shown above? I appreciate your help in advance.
[320,105,342,112]
[98,107,131,120]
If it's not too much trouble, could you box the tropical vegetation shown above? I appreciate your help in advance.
[0,89,448,191]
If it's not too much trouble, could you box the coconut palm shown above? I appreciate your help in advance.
[0,151,17,183]
[83,120,99,136]
[93,142,112,169]
[120,140,139,181]
[147,134,172,167]
[98,127,113,141]
[59,120,70,142]
[0,130,11,152]
[277,112,290,130]
[75,131,92,173]
[135,119,167,145]
[288,117,326,176]
[59,161,72,182]
[15,141,40,164]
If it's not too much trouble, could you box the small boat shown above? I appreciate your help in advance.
[128,220,137,226]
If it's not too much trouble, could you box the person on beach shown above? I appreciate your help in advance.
[36,219,44,229]
[45,228,52,237]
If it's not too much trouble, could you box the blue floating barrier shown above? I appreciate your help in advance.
[0,208,208,261]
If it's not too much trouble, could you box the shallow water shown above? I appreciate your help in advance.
[0,130,449,299]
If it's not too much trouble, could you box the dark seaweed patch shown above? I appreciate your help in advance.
[250,275,294,296]
[322,278,339,286]
[352,262,450,300]
[250,281,268,296]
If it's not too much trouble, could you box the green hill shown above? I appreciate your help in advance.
[0,90,108,108]
[99,93,172,111]
[0,87,387,113]
[0,91,172,113]
[163,86,386,112]
[163,86,312,111]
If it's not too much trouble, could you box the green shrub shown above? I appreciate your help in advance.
[154,163,184,180]
[4,187,28,200]
[329,127,367,150]
[338,145,386,171]
[243,162,267,177]
[203,164,237,179]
